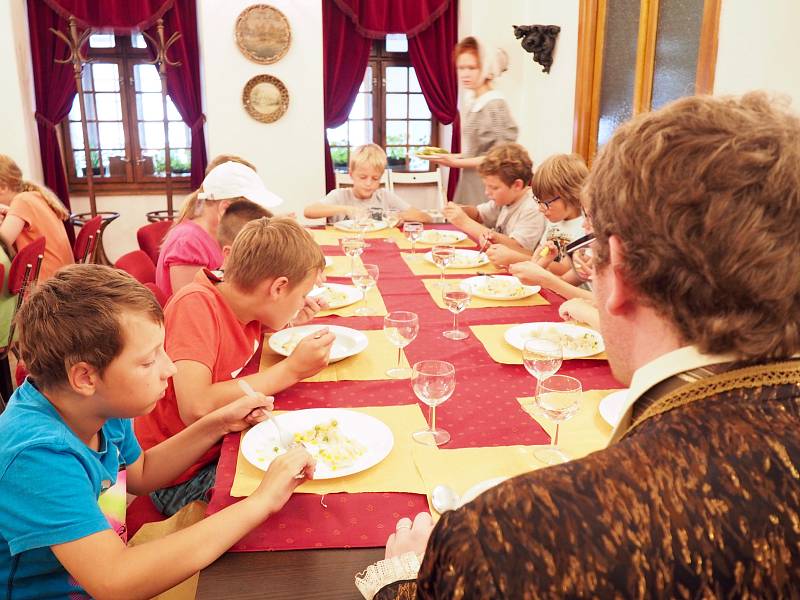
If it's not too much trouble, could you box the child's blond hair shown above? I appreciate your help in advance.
[349,144,387,173]
[477,143,533,187]
[0,155,70,220]
[225,217,324,292]
[531,154,588,212]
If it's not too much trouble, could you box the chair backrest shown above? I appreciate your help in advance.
[137,220,173,264]
[115,250,156,284]
[144,282,169,308]
[335,171,393,192]
[388,170,445,212]
[8,237,46,295]
[73,215,103,263]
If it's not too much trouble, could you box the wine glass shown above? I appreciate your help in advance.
[442,282,471,340]
[411,360,455,446]
[532,374,582,465]
[403,221,424,257]
[522,338,563,399]
[352,205,372,238]
[383,208,401,243]
[351,263,379,316]
[339,236,365,277]
[431,245,456,288]
[383,311,419,378]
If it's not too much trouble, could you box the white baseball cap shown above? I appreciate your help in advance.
[198,161,284,208]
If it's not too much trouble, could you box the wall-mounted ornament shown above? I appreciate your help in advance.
[235,4,291,64]
[243,74,289,123]
[513,25,560,74]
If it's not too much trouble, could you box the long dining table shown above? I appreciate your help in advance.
[196,224,620,599]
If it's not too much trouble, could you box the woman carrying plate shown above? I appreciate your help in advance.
[425,37,518,206]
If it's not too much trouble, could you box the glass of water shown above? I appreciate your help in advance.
[411,360,455,446]
[522,338,563,399]
[403,221,424,257]
[431,245,456,288]
[533,374,581,465]
[339,236,365,277]
[351,263,379,316]
[383,311,419,378]
[442,282,471,340]
[383,208,401,243]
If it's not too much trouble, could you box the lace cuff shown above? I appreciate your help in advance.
[354,551,422,599]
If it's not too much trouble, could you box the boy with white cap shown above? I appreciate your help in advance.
[155,160,283,297]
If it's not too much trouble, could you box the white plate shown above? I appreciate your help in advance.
[504,322,605,359]
[324,256,333,269]
[416,230,468,246]
[423,249,489,269]
[269,324,368,363]
[460,275,540,301]
[458,477,508,507]
[314,283,363,309]
[598,389,629,428]
[241,408,394,479]
[333,219,388,233]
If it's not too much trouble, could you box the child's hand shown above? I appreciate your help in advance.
[485,243,517,267]
[558,298,599,328]
[478,230,494,251]
[293,296,327,325]
[215,392,275,435]
[287,328,334,378]
[442,202,467,227]
[536,242,558,267]
[508,260,556,286]
[253,446,316,515]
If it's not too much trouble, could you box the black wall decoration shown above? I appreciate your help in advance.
[513,25,560,74]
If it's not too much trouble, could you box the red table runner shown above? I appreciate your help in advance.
[207,233,619,551]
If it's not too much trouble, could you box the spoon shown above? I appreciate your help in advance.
[431,484,461,514]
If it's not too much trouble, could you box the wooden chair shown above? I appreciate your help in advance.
[72,214,103,263]
[115,250,156,284]
[137,220,173,264]
[389,170,445,213]
[335,171,393,192]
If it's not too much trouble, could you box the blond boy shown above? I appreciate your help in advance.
[304,143,431,223]
[135,218,333,515]
[443,143,545,253]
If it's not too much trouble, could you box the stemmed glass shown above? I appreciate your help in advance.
[522,338,563,399]
[411,360,455,446]
[383,208,401,243]
[403,221,423,258]
[442,282,471,340]
[339,236,365,277]
[532,374,582,465]
[383,311,419,378]
[431,245,456,288]
[351,263,379,316]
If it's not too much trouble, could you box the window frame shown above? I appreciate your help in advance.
[61,33,192,196]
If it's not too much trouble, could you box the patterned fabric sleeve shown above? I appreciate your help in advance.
[475,100,519,155]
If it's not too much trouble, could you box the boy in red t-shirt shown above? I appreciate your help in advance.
[135,217,334,515]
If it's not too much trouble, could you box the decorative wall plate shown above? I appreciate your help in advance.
[235,4,291,64]
[242,74,289,123]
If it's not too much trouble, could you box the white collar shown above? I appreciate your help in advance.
[468,90,505,113]
[607,345,739,445]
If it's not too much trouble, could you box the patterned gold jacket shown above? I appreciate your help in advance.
[375,362,800,599]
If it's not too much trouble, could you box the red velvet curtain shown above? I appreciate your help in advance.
[322,0,371,192]
[28,0,207,196]
[323,0,460,197]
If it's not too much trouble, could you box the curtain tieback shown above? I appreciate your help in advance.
[190,115,206,131]
[35,112,59,130]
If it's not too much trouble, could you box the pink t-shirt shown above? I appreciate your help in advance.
[155,221,224,297]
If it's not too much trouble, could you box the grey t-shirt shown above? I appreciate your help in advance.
[321,188,410,222]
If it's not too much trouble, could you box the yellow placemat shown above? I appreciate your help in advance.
[261,330,410,382]
[517,388,619,457]
[400,252,504,276]
[231,404,429,496]
[470,323,609,363]
[395,234,477,250]
[309,226,404,246]
[324,255,363,277]
[316,285,387,317]
[421,279,549,309]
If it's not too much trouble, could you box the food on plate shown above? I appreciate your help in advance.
[421,231,461,244]
[449,253,482,267]
[277,332,305,355]
[529,325,601,355]
[319,285,351,307]
[474,278,525,298]
[417,146,448,156]
[294,420,367,470]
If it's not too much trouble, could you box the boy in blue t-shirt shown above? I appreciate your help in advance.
[0,264,315,599]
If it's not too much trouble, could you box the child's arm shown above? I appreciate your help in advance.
[400,206,432,223]
[442,202,484,239]
[485,244,532,267]
[558,298,600,329]
[508,260,592,301]
[303,202,355,219]
[173,330,335,424]
[168,265,203,295]
[52,447,315,600]
[0,213,26,248]
[480,230,528,254]
[127,393,272,495]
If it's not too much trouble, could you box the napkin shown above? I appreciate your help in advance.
[400,252,504,276]
[316,285,388,317]
[324,255,363,278]
[421,279,549,309]
[231,405,429,496]
[261,330,410,382]
[470,323,609,363]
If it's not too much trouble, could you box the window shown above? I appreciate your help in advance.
[62,33,192,194]
[327,35,438,173]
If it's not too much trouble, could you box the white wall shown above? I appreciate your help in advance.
[714,0,800,107]
[198,0,325,220]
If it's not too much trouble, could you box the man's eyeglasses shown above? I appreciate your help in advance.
[565,233,595,282]
[536,195,561,210]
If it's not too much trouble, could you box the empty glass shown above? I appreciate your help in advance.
[430,245,456,288]
[383,311,419,378]
[351,263,379,316]
[533,374,581,465]
[411,360,455,446]
[383,208,401,243]
[442,282,471,340]
[339,236,365,277]
[522,338,563,399]
[352,205,372,238]
[403,221,424,257]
